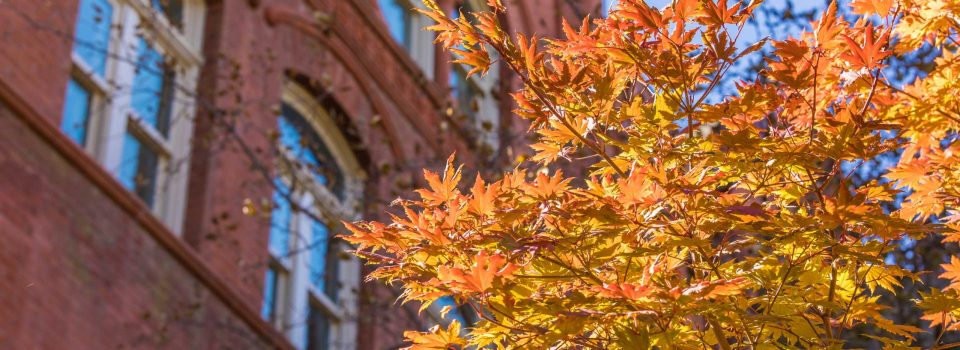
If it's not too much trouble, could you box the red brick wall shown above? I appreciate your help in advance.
[0,0,76,121]
[0,0,595,348]
[184,2,470,348]
[0,100,279,349]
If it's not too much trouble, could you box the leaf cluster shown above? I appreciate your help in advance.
[345,0,960,348]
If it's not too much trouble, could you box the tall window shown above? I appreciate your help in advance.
[378,0,411,48]
[61,0,205,233]
[262,83,365,350]
[447,2,481,121]
[62,0,113,145]
[449,63,482,120]
[377,0,437,79]
[449,1,500,152]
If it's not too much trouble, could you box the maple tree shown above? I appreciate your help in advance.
[344,0,960,348]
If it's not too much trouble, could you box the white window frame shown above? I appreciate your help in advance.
[378,0,437,79]
[268,82,366,350]
[68,0,205,234]
[407,0,436,79]
[67,0,123,154]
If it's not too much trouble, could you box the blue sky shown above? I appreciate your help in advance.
[625,0,828,45]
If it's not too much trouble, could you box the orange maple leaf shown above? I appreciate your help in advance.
[683,277,751,300]
[618,170,664,207]
[619,1,665,30]
[416,155,463,204]
[671,0,700,19]
[815,0,844,49]
[943,211,960,243]
[850,0,894,16]
[595,282,655,300]
[699,0,742,25]
[941,258,960,291]
[885,159,930,189]
[842,24,891,70]
[523,171,571,199]
[402,320,466,350]
[438,251,518,293]
[342,221,403,251]
[921,310,960,332]
[468,175,500,216]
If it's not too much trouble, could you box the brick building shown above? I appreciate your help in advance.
[0,0,605,349]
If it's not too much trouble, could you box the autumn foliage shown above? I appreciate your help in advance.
[345,0,960,348]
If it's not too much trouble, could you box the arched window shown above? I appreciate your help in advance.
[278,103,347,200]
[261,82,365,350]
[61,0,205,233]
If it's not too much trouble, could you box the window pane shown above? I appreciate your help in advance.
[449,68,477,118]
[308,220,329,290]
[61,78,93,145]
[269,181,292,257]
[131,38,175,136]
[261,267,280,322]
[73,0,113,76]
[308,219,339,300]
[306,303,332,350]
[118,133,159,207]
[278,104,347,199]
[278,113,324,185]
[152,0,184,29]
[378,0,409,47]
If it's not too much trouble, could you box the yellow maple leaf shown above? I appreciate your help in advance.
[438,251,518,293]
[403,320,466,350]
[850,0,894,16]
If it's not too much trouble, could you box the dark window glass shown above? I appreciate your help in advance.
[73,0,113,76]
[278,104,347,200]
[306,303,332,350]
[449,67,479,118]
[118,133,160,206]
[61,78,93,145]
[152,0,184,29]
